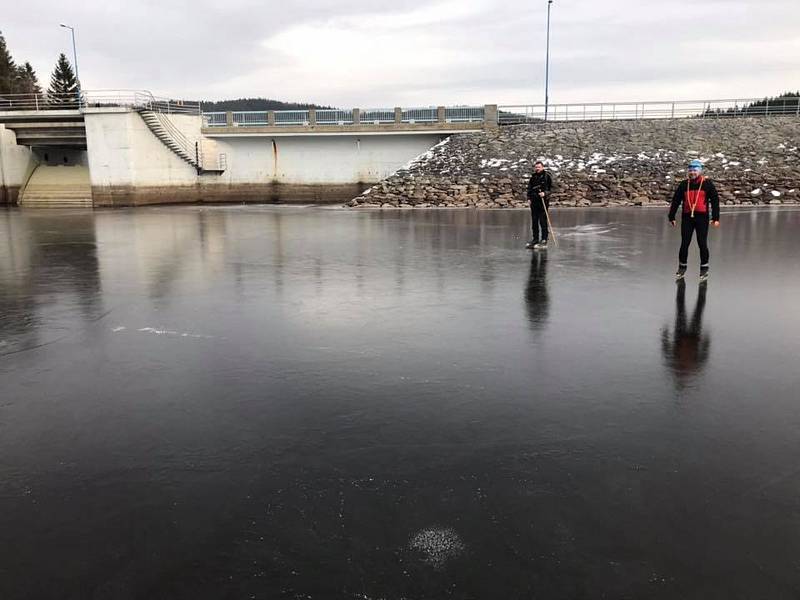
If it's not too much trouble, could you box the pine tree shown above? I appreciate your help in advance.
[16,62,41,96]
[47,53,78,104]
[0,30,18,95]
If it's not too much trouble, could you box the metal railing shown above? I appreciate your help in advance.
[275,110,310,126]
[0,90,201,114]
[0,92,83,111]
[445,106,485,122]
[232,111,268,126]
[360,108,395,124]
[402,107,437,123]
[199,106,488,127]
[203,112,227,127]
[317,109,354,125]
[499,98,800,123]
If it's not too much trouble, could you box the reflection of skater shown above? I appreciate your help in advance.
[661,280,710,388]
[669,159,720,281]
[524,252,549,332]
[526,161,553,250]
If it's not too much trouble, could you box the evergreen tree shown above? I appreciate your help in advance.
[16,62,41,96]
[47,53,78,104]
[0,30,18,95]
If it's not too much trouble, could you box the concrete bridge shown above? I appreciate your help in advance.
[0,91,499,207]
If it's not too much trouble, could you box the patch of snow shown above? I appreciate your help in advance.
[751,189,762,196]
[771,190,781,197]
[409,527,465,569]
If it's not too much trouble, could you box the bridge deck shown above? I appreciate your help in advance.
[202,122,485,136]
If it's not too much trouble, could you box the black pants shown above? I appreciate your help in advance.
[530,199,549,242]
[679,214,710,267]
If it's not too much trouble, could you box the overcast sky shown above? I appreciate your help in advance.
[3,0,799,107]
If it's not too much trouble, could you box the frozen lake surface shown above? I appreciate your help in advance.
[1,205,799,599]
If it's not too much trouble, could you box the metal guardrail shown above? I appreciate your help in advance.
[275,110,309,126]
[200,106,487,127]
[232,111,268,126]
[499,98,800,123]
[317,109,354,125]
[445,106,485,122]
[0,90,201,115]
[402,108,437,123]
[360,108,395,124]
[203,112,227,127]
[0,92,82,110]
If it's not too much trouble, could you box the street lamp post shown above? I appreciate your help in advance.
[544,0,553,121]
[59,23,81,105]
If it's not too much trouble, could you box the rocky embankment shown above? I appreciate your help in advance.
[348,117,800,208]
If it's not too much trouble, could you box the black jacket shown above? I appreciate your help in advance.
[527,171,553,207]
[669,177,720,221]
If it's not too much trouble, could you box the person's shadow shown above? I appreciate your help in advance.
[524,252,550,334]
[661,280,711,389]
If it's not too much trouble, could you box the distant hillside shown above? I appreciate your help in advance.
[198,98,333,112]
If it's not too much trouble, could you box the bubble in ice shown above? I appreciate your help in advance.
[409,527,465,568]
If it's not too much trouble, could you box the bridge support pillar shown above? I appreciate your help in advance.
[484,104,498,129]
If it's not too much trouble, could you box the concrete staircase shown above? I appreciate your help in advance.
[138,110,200,170]
[19,165,93,208]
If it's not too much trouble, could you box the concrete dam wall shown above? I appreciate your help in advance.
[349,117,800,208]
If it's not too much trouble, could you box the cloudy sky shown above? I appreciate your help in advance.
[4,0,799,107]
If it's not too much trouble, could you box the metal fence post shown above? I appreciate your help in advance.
[308,107,316,126]
[394,107,402,123]
[671,103,675,119]
[268,111,276,126]
[765,99,770,116]
[225,112,233,126]
[353,108,361,125]
[437,106,446,123]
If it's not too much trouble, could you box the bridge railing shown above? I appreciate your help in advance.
[0,90,201,115]
[201,106,490,127]
[317,109,354,125]
[499,98,800,123]
[0,92,83,110]
[360,108,395,124]
[445,106,485,122]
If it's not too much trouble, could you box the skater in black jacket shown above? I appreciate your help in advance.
[526,161,553,250]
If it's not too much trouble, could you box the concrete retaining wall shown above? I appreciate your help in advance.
[0,125,39,205]
[82,108,444,206]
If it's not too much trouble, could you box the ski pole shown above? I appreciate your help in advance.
[541,198,559,248]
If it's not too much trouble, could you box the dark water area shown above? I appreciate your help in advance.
[1,205,799,600]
